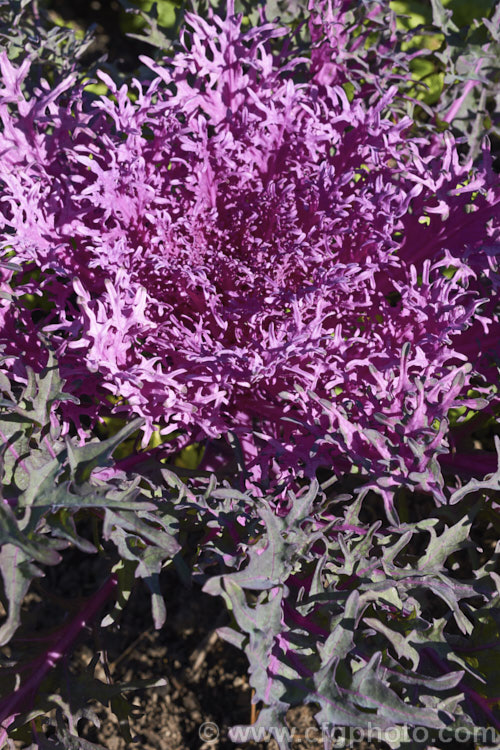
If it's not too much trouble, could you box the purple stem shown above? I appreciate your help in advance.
[43,434,57,460]
[443,59,484,124]
[0,575,117,744]
[283,600,330,638]
[0,428,31,477]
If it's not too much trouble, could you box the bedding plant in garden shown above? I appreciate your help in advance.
[0,0,499,747]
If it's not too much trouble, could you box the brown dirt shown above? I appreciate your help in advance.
[74,572,324,750]
[11,555,394,750]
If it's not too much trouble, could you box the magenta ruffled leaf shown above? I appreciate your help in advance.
[0,1,497,502]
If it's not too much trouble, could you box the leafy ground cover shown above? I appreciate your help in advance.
[0,1,499,748]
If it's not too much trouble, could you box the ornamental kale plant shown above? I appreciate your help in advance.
[0,1,500,748]
[0,0,498,516]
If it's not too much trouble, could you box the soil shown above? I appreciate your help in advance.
[12,563,323,750]
[8,485,486,750]
[74,572,265,750]
[11,556,393,750]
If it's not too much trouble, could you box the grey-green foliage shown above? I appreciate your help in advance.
[0,0,95,83]
[429,0,500,161]
[197,480,500,748]
[0,351,180,746]
[0,346,499,747]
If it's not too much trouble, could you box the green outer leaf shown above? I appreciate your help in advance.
[417,515,472,571]
[66,417,145,480]
[0,502,62,565]
[0,544,40,646]
[350,652,447,728]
